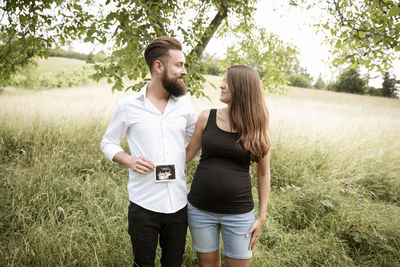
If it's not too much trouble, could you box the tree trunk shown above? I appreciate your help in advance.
[188,4,228,59]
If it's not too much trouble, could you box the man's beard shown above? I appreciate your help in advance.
[161,68,187,97]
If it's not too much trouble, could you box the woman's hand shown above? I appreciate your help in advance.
[246,218,265,250]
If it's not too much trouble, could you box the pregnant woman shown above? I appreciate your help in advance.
[186,65,271,267]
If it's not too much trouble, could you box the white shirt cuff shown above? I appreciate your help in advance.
[103,145,124,163]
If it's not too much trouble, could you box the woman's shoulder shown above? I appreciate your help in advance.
[199,109,213,119]
[196,109,212,128]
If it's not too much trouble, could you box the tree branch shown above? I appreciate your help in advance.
[188,4,228,59]
[144,0,167,36]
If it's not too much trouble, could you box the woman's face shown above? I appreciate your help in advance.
[219,76,232,104]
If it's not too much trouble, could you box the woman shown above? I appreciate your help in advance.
[186,65,271,267]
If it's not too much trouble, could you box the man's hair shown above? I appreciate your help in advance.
[144,36,182,73]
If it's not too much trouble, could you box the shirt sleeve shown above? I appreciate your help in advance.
[185,101,197,143]
[100,102,128,163]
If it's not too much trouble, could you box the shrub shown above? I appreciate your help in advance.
[287,74,312,88]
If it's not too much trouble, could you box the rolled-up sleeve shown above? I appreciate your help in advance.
[100,102,128,162]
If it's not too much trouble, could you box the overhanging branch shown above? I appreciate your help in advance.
[188,4,228,59]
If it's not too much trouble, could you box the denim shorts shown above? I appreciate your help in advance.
[187,202,255,259]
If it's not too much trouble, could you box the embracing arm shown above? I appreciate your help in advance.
[185,109,209,163]
[247,149,271,250]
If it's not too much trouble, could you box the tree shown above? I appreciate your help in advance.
[381,72,399,98]
[3,1,399,95]
[331,67,367,94]
[1,0,297,96]
[221,27,298,93]
[0,0,92,88]
[313,74,326,89]
[292,0,400,74]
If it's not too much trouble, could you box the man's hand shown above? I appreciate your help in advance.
[129,156,156,174]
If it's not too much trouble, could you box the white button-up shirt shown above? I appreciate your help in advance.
[100,84,196,213]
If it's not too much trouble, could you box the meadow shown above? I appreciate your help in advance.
[0,59,399,266]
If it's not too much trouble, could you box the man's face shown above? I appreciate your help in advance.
[161,49,187,97]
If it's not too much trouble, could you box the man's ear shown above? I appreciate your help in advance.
[154,59,164,75]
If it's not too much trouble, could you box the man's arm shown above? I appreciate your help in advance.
[113,152,155,174]
[100,102,155,174]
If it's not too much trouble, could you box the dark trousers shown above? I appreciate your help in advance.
[128,202,188,267]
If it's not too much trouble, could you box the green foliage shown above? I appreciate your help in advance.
[381,72,399,98]
[330,68,367,95]
[222,27,298,93]
[48,48,107,64]
[0,0,297,96]
[200,53,223,76]
[287,74,312,88]
[313,74,326,89]
[86,0,262,96]
[366,86,382,97]
[11,66,94,90]
[49,49,89,61]
[0,0,93,88]
[292,0,400,73]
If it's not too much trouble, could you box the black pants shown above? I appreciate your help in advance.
[128,202,188,267]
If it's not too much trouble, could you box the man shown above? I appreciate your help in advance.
[100,36,196,267]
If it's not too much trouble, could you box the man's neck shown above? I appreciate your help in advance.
[146,80,170,101]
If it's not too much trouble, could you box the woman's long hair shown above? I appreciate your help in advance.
[227,65,271,162]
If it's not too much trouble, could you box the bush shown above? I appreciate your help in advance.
[287,74,312,88]
[366,86,382,96]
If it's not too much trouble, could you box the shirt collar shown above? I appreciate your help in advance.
[135,83,179,102]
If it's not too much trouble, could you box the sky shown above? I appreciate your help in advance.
[206,1,331,80]
[72,0,399,88]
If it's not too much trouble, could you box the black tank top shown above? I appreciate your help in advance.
[188,109,254,214]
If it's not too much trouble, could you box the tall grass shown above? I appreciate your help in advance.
[1,84,399,266]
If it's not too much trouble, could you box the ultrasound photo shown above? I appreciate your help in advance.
[155,164,176,182]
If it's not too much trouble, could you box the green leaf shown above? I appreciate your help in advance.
[358,31,366,38]
[388,5,400,17]
[335,40,342,48]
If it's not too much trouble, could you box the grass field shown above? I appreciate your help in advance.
[34,57,88,73]
[11,57,94,90]
[1,66,400,266]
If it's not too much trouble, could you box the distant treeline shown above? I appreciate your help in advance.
[49,49,107,63]
[199,54,399,98]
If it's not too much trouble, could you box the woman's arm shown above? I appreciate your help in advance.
[185,109,209,163]
[247,148,271,250]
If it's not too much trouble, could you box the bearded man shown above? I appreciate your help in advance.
[100,36,196,267]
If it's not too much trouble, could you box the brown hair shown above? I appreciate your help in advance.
[227,65,271,162]
[144,36,182,73]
